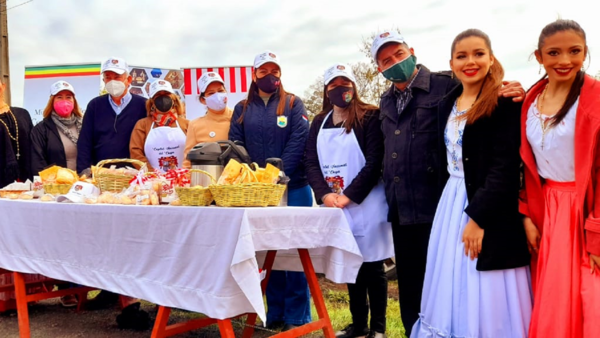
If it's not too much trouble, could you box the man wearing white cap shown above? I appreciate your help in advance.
[31,80,83,176]
[183,71,232,168]
[130,79,188,172]
[76,57,147,174]
[370,31,525,335]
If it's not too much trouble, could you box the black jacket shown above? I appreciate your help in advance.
[305,109,384,204]
[380,65,458,225]
[439,85,530,271]
[30,118,70,175]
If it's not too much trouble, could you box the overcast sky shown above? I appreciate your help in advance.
[6,0,600,107]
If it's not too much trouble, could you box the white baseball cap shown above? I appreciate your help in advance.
[371,31,406,60]
[56,182,100,203]
[149,79,175,98]
[101,57,129,75]
[197,72,225,94]
[50,80,76,96]
[254,50,281,69]
[324,63,357,85]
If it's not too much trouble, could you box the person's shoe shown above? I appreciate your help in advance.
[366,331,386,338]
[116,302,151,331]
[266,320,285,330]
[336,324,369,338]
[84,290,119,310]
[59,295,78,308]
[283,323,300,331]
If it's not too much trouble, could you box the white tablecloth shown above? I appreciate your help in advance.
[0,200,362,322]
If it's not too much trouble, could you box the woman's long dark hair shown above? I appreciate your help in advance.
[529,19,587,127]
[450,29,504,124]
[319,81,378,133]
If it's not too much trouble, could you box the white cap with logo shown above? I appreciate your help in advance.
[254,50,281,69]
[50,80,76,96]
[371,31,406,60]
[197,72,225,94]
[56,182,101,203]
[149,80,175,98]
[101,57,129,75]
[324,63,357,85]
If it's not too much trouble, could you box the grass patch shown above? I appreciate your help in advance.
[311,296,406,338]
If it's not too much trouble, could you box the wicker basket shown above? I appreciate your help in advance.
[43,184,72,195]
[174,170,216,206]
[267,184,286,206]
[93,158,146,193]
[210,182,281,207]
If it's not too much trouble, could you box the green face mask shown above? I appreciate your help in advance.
[381,55,417,83]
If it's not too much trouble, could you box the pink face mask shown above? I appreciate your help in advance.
[53,100,74,117]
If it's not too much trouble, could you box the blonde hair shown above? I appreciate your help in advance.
[42,94,83,119]
[145,93,184,117]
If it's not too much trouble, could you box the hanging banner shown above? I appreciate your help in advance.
[127,66,185,101]
[183,66,253,120]
[23,63,101,125]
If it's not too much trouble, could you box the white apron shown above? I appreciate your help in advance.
[316,111,394,262]
[144,121,186,173]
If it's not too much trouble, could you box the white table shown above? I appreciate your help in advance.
[0,199,363,337]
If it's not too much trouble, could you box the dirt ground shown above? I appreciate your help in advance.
[0,275,400,338]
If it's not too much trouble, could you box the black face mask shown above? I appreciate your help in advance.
[327,86,354,108]
[255,74,281,94]
[154,95,173,113]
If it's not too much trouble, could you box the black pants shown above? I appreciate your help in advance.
[347,260,388,333]
[391,222,432,336]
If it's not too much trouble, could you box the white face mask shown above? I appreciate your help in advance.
[105,80,126,97]
[205,92,228,111]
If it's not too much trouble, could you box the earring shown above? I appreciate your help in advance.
[538,64,542,75]
[451,72,454,79]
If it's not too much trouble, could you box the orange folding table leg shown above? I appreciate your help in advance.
[218,319,236,338]
[267,249,335,338]
[151,305,172,338]
[298,248,335,338]
[13,272,31,338]
[242,249,278,338]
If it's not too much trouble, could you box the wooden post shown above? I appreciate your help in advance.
[0,0,11,105]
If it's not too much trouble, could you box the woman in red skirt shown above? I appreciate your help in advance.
[520,19,600,338]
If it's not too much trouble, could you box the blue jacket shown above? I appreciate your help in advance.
[77,94,147,173]
[229,92,309,190]
[380,65,458,225]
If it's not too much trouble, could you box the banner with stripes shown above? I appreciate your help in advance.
[23,63,102,125]
[183,66,253,120]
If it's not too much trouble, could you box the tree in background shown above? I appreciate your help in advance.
[302,29,401,120]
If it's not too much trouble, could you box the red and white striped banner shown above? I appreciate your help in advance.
[183,66,253,120]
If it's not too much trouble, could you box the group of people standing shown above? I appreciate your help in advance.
[0,17,598,337]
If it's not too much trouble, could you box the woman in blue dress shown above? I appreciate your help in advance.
[411,29,532,338]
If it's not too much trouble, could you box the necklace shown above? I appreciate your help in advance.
[0,109,20,160]
[536,85,556,150]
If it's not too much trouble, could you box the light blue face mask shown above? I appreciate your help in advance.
[382,55,417,83]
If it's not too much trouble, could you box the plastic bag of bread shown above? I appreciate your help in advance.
[18,191,35,200]
[97,191,117,204]
[40,194,55,202]
[217,159,243,185]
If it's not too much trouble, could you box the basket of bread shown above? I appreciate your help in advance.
[174,169,216,206]
[209,159,286,207]
[92,158,147,193]
[38,165,81,195]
